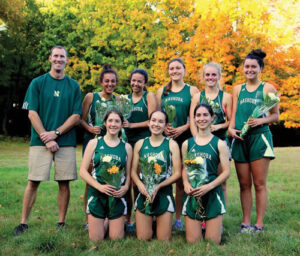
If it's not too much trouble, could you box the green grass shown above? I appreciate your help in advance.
[0,141,299,255]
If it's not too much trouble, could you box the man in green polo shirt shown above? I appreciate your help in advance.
[14,46,82,236]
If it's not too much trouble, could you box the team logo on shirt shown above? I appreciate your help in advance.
[54,90,60,97]
[144,146,148,149]
[100,146,104,149]
[22,102,29,110]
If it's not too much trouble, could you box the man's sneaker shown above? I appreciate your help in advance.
[14,224,28,236]
[173,219,184,231]
[83,222,88,231]
[254,224,264,233]
[57,222,65,229]
[240,223,254,233]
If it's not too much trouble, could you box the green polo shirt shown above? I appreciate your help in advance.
[22,73,82,146]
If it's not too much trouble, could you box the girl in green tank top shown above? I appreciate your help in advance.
[155,58,199,229]
[190,62,232,204]
[123,69,157,147]
[81,64,119,154]
[81,64,119,229]
[156,58,199,142]
[182,103,230,244]
[122,69,157,227]
[79,109,132,241]
[131,110,181,241]
[228,49,279,233]
[190,62,232,141]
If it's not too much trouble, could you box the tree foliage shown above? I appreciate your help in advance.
[0,0,299,134]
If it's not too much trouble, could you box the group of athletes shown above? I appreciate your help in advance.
[15,46,279,245]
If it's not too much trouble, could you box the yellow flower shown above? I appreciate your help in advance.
[107,165,119,174]
[184,159,197,165]
[154,163,161,175]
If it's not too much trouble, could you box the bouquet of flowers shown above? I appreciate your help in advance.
[116,95,133,119]
[240,92,280,138]
[114,95,134,140]
[99,155,125,214]
[200,94,221,116]
[164,102,177,127]
[184,151,208,218]
[95,100,109,127]
[139,156,166,215]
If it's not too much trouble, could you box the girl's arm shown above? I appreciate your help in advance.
[228,84,242,140]
[248,83,279,127]
[192,140,230,197]
[113,143,133,198]
[155,87,163,109]
[130,139,149,197]
[81,93,101,135]
[150,139,181,201]
[79,139,116,196]
[190,93,200,136]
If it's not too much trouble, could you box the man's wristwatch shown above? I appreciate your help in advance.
[55,129,61,136]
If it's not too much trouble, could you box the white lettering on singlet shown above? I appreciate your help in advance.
[144,151,166,162]
[132,106,143,112]
[165,97,183,103]
[103,154,121,162]
[240,98,259,105]
[190,149,212,160]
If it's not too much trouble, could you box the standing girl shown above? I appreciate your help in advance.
[81,64,119,227]
[79,110,132,241]
[228,49,279,232]
[156,58,199,229]
[182,104,230,244]
[190,62,232,201]
[122,69,157,227]
[131,110,181,240]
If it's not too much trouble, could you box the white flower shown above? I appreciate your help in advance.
[195,156,204,165]
[120,94,129,100]
[268,92,279,102]
[102,156,112,163]
[101,102,107,108]
[148,156,156,163]
[100,97,107,102]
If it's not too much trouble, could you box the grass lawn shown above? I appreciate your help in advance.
[0,140,299,255]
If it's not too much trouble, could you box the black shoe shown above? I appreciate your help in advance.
[57,222,65,229]
[14,224,28,236]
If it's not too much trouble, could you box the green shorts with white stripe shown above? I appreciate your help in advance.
[135,185,175,216]
[86,186,127,220]
[232,129,275,163]
[182,185,226,221]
